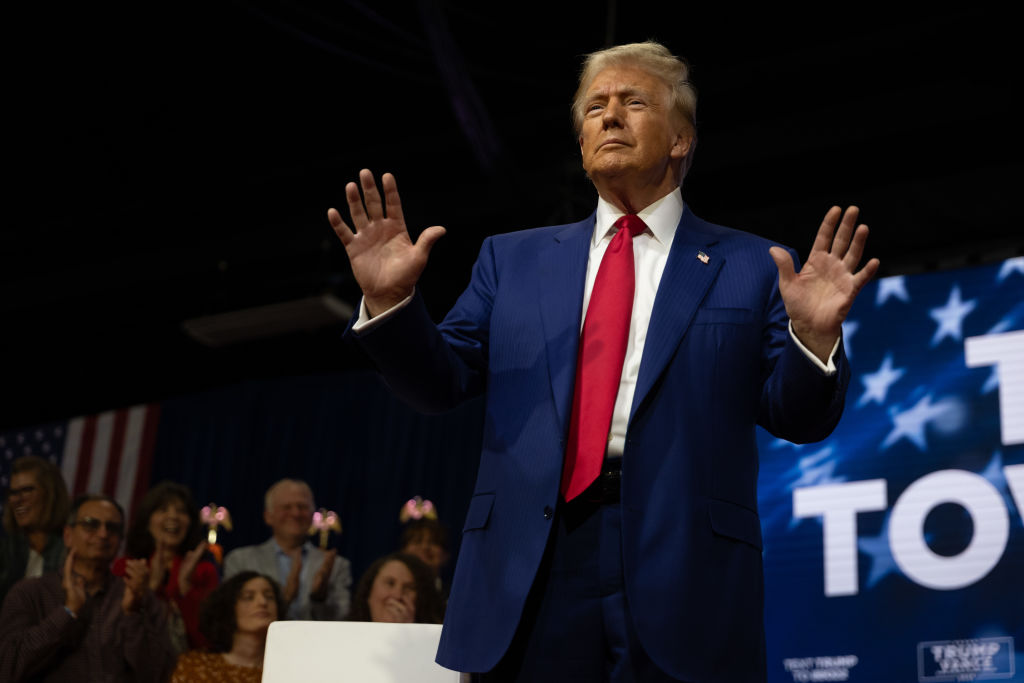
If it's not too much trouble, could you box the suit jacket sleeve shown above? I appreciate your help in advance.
[346,236,499,413]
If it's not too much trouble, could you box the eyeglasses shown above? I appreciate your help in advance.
[7,485,38,499]
[71,517,124,536]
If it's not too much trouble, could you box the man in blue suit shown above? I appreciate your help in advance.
[329,42,878,682]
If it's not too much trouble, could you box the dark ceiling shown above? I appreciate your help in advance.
[3,3,1020,430]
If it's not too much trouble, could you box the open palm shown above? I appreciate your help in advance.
[769,206,879,362]
[328,169,445,316]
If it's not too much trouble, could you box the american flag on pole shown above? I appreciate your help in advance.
[0,403,159,524]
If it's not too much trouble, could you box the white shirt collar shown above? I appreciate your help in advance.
[592,187,684,247]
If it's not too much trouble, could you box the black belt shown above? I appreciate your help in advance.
[578,458,622,504]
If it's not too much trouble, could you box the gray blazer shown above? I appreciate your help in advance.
[223,538,351,620]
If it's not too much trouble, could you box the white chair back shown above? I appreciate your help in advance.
[261,621,462,682]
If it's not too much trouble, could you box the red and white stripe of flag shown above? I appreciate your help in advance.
[60,404,160,523]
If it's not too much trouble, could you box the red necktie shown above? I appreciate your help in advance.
[561,214,646,501]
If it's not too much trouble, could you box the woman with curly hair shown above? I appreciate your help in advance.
[114,480,218,651]
[0,456,70,604]
[172,571,286,682]
[347,552,445,624]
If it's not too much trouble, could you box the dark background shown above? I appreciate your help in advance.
[3,3,1019,431]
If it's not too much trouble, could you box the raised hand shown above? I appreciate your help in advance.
[62,549,86,615]
[309,549,337,601]
[282,550,302,605]
[178,541,208,596]
[378,593,415,623]
[769,206,880,363]
[122,558,150,614]
[148,547,167,593]
[327,169,446,317]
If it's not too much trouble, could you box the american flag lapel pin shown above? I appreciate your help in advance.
[697,251,710,264]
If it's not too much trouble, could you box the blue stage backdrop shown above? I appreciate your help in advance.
[2,258,1021,681]
[758,257,1024,682]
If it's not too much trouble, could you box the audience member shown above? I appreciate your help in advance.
[0,493,175,682]
[0,455,70,603]
[116,480,218,651]
[223,478,351,620]
[347,552,444,624]
[399,517,450,599]
[172,571,286,682]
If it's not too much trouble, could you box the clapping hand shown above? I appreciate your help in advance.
[309,549,337,602]
[178,540,208,596]
[121,558,150,614]
[62,549,86,615]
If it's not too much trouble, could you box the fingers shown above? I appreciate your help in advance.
[344,180,368,232]
[359,168,385,220]
[842,224,870,270]
[63,549,76,585]
[769,246,796,288]
[810,206,842,255]
[852,257,881,290]
[326,208,353,245]
[415,225,447,256]
[381,173,404,224]
[829,206,860,259]
[330,169,400,245]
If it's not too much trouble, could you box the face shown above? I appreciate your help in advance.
[148,497,190,551]
[402,532,447,573]
[234,577,278,635]
[367,560,417,623]
[9,471,44,530]
[579,65,692,192]
[63,499,123,563]
[264,484,314,543]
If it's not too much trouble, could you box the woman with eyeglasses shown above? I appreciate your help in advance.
[0,455,71,605]
[171,571,286,682]
[114,480,219,652]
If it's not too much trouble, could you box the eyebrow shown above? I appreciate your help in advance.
[586,85,652,104]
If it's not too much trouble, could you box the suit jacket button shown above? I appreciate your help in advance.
[543,506,553,520]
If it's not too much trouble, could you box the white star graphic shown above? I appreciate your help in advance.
[841,320,859,359]
[997,257,1024,282]
[786,447,844,491]
[929,285,977,346]
[882,394,956,451]
[858,353,906,406]
[875,275,910,306]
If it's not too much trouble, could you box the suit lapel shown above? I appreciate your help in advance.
[630,208,723,419]
[537,216,593,431]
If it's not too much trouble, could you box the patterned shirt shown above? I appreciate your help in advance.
[0,571,175,682]
[171,650,262,683]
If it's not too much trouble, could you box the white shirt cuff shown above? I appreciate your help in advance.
[351,290,415,334]
[788,320,839,375]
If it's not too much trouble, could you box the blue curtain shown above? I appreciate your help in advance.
[150,369,484,585]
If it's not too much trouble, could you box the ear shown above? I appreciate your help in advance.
[263,508,274,527]
[63,525,73,548]
[578,134,585,154]
[670,133,693,161]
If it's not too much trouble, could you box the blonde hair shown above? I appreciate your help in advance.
[572,41,697,178]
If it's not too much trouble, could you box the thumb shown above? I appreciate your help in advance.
[768,246,796,288]
[415,226,446,256]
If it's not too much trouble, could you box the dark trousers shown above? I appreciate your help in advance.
[474,497,687,682]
